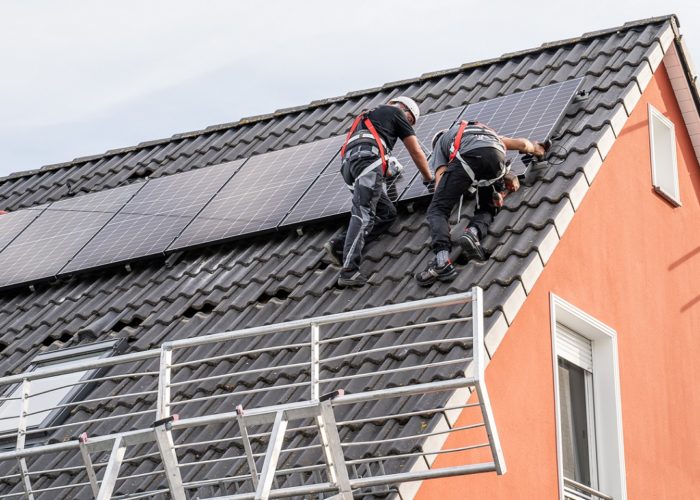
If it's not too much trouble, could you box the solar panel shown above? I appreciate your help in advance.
[0,207,46,252]
[170,137,343,250]
[400,78,584,200]
[281,172,350,225]
[62,161,243,273]
[0,210,113,288]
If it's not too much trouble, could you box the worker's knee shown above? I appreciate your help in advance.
[352,185,375,210]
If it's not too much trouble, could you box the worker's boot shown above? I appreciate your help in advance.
[415,258,457,287]
[458,228,486,261]
[323,239,344,267]
[338,269,368,287]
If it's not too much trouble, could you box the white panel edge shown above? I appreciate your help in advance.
[567,172,589,211]
[484,311,509,359]
[519,251,544,295]
[536,224,560,266]
[582,148,604,185]
[595,125,617,160]
[501,281,527,325]
[553,198,576,238]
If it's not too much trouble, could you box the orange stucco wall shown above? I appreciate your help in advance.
[417,64,700,499]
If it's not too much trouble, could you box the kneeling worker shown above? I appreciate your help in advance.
[325,96,434,287]
[416,120,545,286]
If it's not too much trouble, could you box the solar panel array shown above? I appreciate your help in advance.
[0,79,583,289]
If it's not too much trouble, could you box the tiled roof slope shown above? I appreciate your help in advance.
[0,15,689,499]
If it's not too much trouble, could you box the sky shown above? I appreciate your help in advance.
[0,1,698,178]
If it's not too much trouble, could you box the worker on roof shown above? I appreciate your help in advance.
[325,96,434,287]
[415,120,546,286]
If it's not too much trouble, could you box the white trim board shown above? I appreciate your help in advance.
[663,43,700,168]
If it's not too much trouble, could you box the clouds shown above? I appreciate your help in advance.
[1,1,698,176]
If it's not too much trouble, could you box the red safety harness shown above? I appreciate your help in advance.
[340,112,388,175]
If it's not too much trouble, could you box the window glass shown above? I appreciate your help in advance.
[558,357,593,486]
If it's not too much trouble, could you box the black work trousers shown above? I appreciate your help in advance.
[426,147,503,253]
[338,153,397,272]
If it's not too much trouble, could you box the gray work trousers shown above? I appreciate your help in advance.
[338,156,397,272]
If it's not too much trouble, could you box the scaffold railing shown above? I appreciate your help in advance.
[0,287,504,499]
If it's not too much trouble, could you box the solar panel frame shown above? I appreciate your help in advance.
[119,161,244,217]
[61,212,195,273]
[0,186,146,288]
[170,137,343,250]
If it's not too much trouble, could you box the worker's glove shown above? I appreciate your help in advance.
[503,172,520,192]
[386,156,404,178]
[533,141,547,159]
[492,190,507,208]
[423,177,436,193]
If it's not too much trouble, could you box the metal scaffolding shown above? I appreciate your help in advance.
[0,288,505,499]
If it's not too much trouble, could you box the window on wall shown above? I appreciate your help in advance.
[0,341,118,439]
[557,327,597,490]
[551,295,627,500]
[648,104,681,206]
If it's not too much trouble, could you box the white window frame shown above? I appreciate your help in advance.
[0,341,118,440]
[550,294,627,500]
[648,104,681,206]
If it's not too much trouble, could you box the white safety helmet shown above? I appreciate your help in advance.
[389,96,420,123]
[431,129,448,149]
